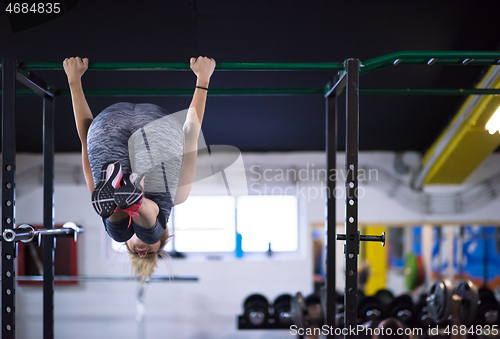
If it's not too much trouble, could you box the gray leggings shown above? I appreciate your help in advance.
[87,103,183,242]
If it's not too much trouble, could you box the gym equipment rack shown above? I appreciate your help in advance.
[4,51,500,339]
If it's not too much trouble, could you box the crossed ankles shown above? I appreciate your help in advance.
[91,161,144,221]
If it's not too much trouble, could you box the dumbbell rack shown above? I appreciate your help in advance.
[326,59,385,338]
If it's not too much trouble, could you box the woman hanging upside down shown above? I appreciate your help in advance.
[63,56,216,281]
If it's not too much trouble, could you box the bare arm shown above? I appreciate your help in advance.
[174,57,216,205]
[63,57,95,194]
[186,56,216,130]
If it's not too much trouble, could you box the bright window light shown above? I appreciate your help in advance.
[164,218,173,252]
[486,106,500,134]
[173,196,236,252]
[111,239,127,253]
[237,195,298,252]
[111,218,173,252]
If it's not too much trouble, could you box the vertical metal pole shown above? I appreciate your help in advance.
[344,59,360,337]
[42,96,55,339]
[325,86,338,336]
[2,58,17,339]
[137,282,147,339]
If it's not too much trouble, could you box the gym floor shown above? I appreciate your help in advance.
[2,1,500,338]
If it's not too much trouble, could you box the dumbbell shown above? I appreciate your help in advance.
[475,286,500,326]
[290,292,325,328]
[417,310,437,337]
[414,292,438,333]
[388,294,415,327]
[415,293,428,313]
[374,289,394,319]
[336,290,345,328]
[273,294,292,326]
[426,279,479,325]
[305,293,324,326]
[335,290,363,328]
[336,289,392,327]
[243,294,270,327]
[358,296,384,323]
[426,279,453,324]
[291,292,307,328]
[374,289,395,307]
[454,280,479,325]
[356,289,396,324]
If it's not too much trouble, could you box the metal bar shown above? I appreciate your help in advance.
[20,62,344,71]
[4,88,325,96]
[15,68,55,98]
[42,96,55,339]
[57,88,325,96]
[15,53,500,73]
[36,228,80,236]
[325,75,339,337]
[344,59,360,337]
[362,58,500,74]
[2,226,35,243]
[1,225,83,243]
[2,275,198,282]
[360,88,500,95]
[7,87,500,97]
[360,51,500,74]
[17,52,500,73]
[324,71,347,97]
[60,88,326,96]
[337,233,385,245]
[2,58,17,339]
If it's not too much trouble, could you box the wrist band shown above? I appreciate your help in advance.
[196,86,209,91]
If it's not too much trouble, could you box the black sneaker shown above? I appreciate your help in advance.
[91,161,122,218]
[114,173,145,217]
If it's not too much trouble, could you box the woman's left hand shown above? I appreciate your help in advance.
[190,56,216,83]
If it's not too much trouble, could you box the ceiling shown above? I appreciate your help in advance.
[1,0,500,153]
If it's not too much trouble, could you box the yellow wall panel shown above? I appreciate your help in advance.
[364,226,387,295]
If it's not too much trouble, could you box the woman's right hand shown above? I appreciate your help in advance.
[190,56,216,83]
[63,57,89,84]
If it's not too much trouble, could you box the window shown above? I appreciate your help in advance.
[237,195,298,252]
[173,196,236,252]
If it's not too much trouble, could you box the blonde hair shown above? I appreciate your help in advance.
[125,228,173,284]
